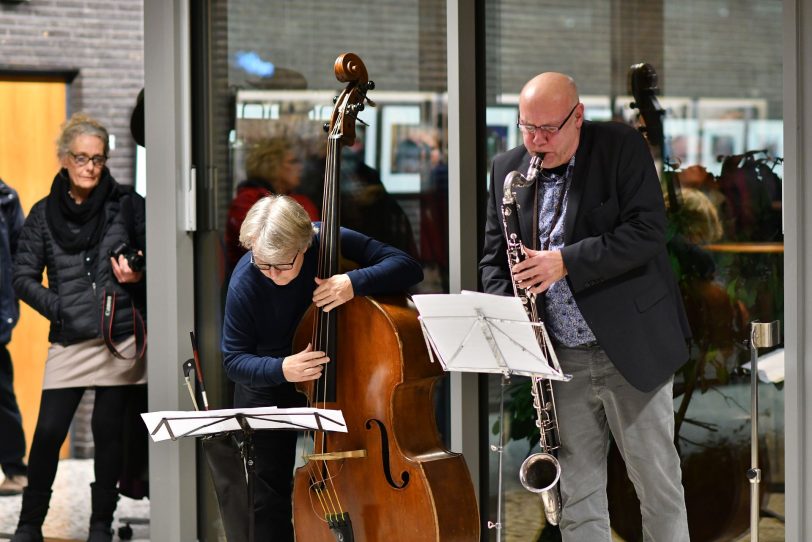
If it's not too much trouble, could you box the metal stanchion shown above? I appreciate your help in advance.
[487,375,510,542]
[746,320,780,542]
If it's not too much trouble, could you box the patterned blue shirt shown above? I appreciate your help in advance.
[538,156,596,346]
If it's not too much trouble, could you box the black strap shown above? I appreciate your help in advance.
[120,192,139,249]
[101,289,147,360]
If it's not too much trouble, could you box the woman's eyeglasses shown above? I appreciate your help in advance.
[251,251,299,271]
[69,151,107,168]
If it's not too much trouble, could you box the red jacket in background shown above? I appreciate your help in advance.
[225,180,319,271]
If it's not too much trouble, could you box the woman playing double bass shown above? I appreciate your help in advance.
[221,194,423,541]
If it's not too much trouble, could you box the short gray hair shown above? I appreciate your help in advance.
[239,195,315,262]
[56,113,110,159]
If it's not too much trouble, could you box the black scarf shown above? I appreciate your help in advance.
[46,168,116,253]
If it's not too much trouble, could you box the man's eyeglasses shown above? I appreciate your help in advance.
[517,103,579,135]
[251,251,298,271]
[69,151,107,168]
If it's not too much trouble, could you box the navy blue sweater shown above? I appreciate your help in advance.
[221,225,423,388]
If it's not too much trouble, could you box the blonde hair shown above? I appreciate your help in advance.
[245,136,292,182]
[56,113,110,159]
[677,188,723,244]
[239,195,315,262]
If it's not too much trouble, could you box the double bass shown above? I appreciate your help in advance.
[291,53,479,542]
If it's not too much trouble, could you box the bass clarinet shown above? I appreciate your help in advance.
[501,153,564,526]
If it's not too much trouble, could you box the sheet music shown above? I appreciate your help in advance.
[141,406,348,442]
[413,290,566,380]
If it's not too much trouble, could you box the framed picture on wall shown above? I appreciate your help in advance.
[664,118,700,169]
[701,119,745,175]
[747,119,784,178]
[380,104,423,193]
[747,119,783,159]
[486,106,519,154]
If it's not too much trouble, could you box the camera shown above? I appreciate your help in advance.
[109,242,146,273]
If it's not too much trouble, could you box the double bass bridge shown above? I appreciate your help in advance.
[305,449,367,461]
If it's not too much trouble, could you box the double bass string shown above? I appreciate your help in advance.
[304,121,348,524]
[306,134,336,522]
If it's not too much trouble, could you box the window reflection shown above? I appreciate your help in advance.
[228,89,449,292]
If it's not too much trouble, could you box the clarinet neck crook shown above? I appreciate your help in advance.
[502,153,544,204]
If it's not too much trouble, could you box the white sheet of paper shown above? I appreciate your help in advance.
[742,348,785,383]
[413,290,563,379]
[141,406,348,442]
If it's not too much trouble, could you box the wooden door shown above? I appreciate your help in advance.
[0,78,67,458]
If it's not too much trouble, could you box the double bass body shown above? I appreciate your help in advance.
[292,295,479,541]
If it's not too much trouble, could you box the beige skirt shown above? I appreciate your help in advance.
[43,336,147,390]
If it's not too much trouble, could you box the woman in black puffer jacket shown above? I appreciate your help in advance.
[10,113,146,542]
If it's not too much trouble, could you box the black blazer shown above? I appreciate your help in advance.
[480,121,691,392]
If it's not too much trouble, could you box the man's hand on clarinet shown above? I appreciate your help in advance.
[512,247,567,294]
[282,343,330,382]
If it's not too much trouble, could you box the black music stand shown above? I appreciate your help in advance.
[412,291,569,542]
[142,406,347,542]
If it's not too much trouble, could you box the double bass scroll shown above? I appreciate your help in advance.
[629,62,681,213]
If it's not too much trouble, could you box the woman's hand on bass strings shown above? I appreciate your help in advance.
[512,247,567,294]
[283,343,330,382]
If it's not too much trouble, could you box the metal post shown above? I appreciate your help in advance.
[487,374,510,542]
[746,320,781,542]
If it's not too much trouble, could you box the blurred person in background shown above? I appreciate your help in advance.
[225,135,319,272]
[11,113,146,542]
[0,177,28,496]
[340,141,418,259]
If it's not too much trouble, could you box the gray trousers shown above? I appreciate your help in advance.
[551,345,689,542]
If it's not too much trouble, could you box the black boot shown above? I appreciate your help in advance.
[10,487,52,542]
[86,482,119,542]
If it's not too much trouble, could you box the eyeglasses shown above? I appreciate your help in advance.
[69,151,107,168]
[517,103,579,135]
[251,251,298,271]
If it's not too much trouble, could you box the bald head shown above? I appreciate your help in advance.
[519,72,579,112]
[518,73,583,168]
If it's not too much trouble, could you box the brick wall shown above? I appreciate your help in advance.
[0,0,145,187]
[486,0,782,117]
[225,0,445,92]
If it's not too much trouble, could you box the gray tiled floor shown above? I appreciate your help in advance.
[499,489,785,541]
[2,459,784,541]
[0,459,149,541]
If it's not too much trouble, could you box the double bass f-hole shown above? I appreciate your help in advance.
[365,419,410,489]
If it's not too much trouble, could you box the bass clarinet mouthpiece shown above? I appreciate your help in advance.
[526,153,544,183]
